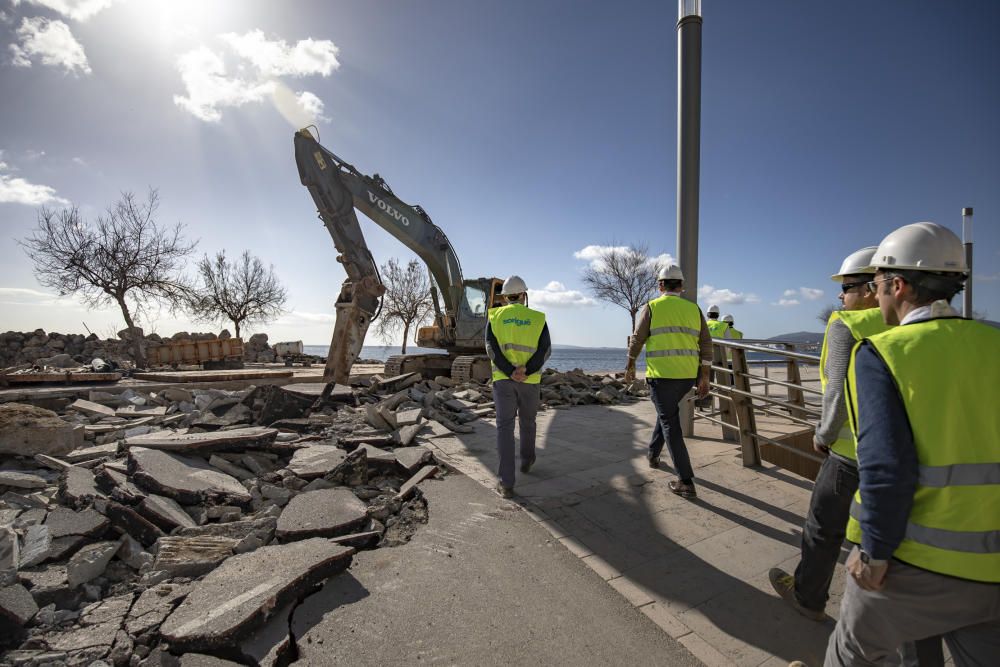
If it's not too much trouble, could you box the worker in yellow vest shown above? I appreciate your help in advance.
[626,265,711,498]
[486,275,551,498]
[770,246,889,621]
[722,314,742,340]
[825,222,1000,665]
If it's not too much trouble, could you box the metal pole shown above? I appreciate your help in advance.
[962,207,973,318]
[677,0,702,433]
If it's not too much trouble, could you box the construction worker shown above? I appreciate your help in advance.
[825,222,1000,665]
[485,275,551,498]
[722,314,743,340]
[626,265,711,498]
[769,246,889,621]
[705,304,732,339]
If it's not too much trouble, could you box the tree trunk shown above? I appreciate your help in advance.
[401,322,410,355]
[234,321,241,340]
[630,309,637,335]
[117,297,145,368]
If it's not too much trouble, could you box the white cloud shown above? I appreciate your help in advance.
[698,284,759,305]
[12,0,117,22]
[71,156,88,167]
[219,29,340,77]
[173,46,274,122]
[0,160,69,205]
[782,286,824,301]
[772,298,800,307]
[528,281,596,308]
[174,31,339,123]
[9,17,91,74]
[0,286,80,308]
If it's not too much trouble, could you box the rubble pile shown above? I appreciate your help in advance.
[0,330,256,371]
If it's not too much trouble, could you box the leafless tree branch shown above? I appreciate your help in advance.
[372,258,434,354]
[581,243,664,330]
[189,250,288,339]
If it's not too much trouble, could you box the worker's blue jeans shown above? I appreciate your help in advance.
[646,377,696,482]
[795,453,858,611]
[493,379,539,489]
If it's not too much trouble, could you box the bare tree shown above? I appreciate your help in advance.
[190,250,288,339]
[817,304,839,325]
[19,189,196,366]
[581,244,664,330]
[373,258,433,354]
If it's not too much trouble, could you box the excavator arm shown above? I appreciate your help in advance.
[294,128,466,382]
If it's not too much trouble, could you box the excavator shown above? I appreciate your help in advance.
[294,127,503,385]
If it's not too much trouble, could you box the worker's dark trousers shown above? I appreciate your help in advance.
[492,379,539,489]
[646,378,696,482]
[795,453,858,612]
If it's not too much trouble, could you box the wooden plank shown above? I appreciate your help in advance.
[2,372,122,384]
[132,369,293,383]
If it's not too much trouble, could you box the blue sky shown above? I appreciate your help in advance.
[1,0,997,347]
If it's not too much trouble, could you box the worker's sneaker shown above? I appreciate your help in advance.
[668,480,696,498]
[647,453,661,469]
[520,456,536,474]
[768,568,826,622]
[496,483,514,499]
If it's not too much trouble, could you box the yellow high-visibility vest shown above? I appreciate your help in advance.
[488,303,546,384]
[645,295,702,380]
[706,320,729,338]
[845,318,1000,583]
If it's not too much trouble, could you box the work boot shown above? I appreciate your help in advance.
[496,483,514,499]
[668,479,696,498]
[647,452,661,469]
[768,568,826,622]
[520,456,536,474]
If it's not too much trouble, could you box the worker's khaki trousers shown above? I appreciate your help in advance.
[825,549,1000,666]
[492,379,539,489]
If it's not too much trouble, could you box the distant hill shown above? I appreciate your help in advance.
[768,331,824,344]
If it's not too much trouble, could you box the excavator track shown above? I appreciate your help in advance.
[383,353,455,379]
[383,355,407,377]
[451,355,492,384]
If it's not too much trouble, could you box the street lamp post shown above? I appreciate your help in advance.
[963,207,973,318]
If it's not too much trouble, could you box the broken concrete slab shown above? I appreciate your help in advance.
[43,535,88,563]
[116,535,153,571]
[179,655,243,667]
[94,466,146,505]
[68,400,116,419]
[394,446,432,474]
[176,516,276,543]
[138,494,197,532]
[115,405,167,419]
[65,443,120,464]
[207,455,255,481]
[328,531,381,549]
[19,525,52,568]
[13,508,46,530]
[153,536,238,578]
[237,602,294,667]
[126,582,190,638]
[275,489,368,542]
[128,448,251,506]
[395,423,424,447]
[355,443,396,466]
[17,566,76,609]
[125,427,278,454]
[0,583,38,626]
[364,403,394,432]
[67,540,120,588]
[285,444,346,480]
[0,403,84,457]
[105,502,166,548]
[396,465,440,500]
[377,372,420,392]
[49,593,133,658]
[160,538,354,652]
[0,470,51,489]
[44,507,109,540]
[1,527,19,570]
[254,384,314,426]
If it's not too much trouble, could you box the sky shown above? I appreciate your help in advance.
[1,0,998,348]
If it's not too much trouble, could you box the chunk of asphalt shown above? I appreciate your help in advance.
[159,538,354,652]
[0,583,39,626]
[67,540,121,588]
[275,489,368,542]
[59,464,109,509]
[44,507,109,540]
[125,427,277,454]
[125,582,191,638]
[394,446,432,474]
[285,445,346,480]
[128,448,251,506]
[153,536,238,578]
[105,502,166,548]
[138,494,197,532]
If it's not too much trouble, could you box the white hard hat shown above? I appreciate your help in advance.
[869,222,968,274]
[657,265,685,282]
[501,275,528,295]
[707,304,720,316]
[722,314,734,324]
[830,246,878,283]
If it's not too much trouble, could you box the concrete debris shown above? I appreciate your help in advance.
[44,507,109,540]
[275,488,368,541]
[128,448,251,506]
[0,583,39,626]
[236,601,294,667]
[68,400,116,419]
[285,444,346,480]
[66,541,120,588]
[125,582,190,639]
[0,471,52,490]
[397,465,440,501]
[394,446,432,474]
[179,655,243,667]
[152,536,238,578]
[159,539,354,652]
[18,525,52,569]
[1,527,19,570]
[104,502,165,548]
[138,495,197,532]
[125,427,278,454]
[0,403,83,457]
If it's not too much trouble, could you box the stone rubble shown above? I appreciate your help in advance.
[0,363,636,664]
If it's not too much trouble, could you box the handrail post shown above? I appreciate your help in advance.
[730,346,760,466]
[716,343,739,442]
[784,343,807,419]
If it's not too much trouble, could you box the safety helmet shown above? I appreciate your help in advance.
[501,275,528,295]
[869,222,968,274]
[722,314,734,324]
[830,246,878,283]
[707,304,720,316]
[657,265,685,282]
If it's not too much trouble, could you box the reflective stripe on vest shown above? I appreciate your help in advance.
[818,308,891,460]
[488,303,546,384]
[645,296,701,380]
[845,318,1000,583]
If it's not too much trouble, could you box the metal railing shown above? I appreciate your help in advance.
[689,338,824,471]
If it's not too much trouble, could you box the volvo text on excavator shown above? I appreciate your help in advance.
[294,127,504,385]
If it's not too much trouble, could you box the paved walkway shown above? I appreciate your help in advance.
[423,397,840,667]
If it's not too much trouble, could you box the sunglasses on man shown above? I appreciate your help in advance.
[841,282,868,294]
